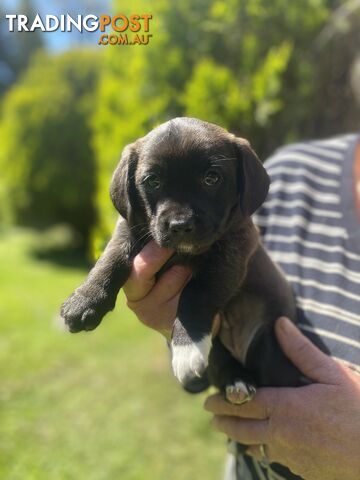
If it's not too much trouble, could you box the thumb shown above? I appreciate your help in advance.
[275,317,340,383]
[151,265,192,303]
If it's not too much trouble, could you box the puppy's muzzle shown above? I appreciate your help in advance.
[154,208,214,253]
[157,213,198,245]
[164,216,200,253]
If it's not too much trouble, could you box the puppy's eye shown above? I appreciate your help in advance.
[203,170,220,187]
[144,174,161,189]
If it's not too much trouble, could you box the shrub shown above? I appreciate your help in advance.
[0,50,101,248]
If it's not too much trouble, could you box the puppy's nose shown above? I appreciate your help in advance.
[169,218,195,235]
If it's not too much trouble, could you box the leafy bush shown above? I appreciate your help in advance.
[0,50,101,248]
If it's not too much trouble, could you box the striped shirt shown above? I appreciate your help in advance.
[239,133,360,480]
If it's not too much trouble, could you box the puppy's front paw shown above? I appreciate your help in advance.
[60,289,111,333]
[225,380,256,405]
[171,335,212,386]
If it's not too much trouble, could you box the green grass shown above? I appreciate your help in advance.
[0,228,225,480]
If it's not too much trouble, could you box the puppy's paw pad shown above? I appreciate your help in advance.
[226,380,256,405]
[60,291,102,333]
[171,335,212,385]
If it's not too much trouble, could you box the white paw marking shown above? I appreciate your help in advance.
[171,335,212,385]
[226,380,256,405]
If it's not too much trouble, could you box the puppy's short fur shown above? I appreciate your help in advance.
[61,117,304,394]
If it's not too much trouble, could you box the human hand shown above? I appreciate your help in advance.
[123,241,192,340]
[204,317,360,480]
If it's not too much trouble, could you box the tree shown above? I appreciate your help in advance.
[0,50,101,249]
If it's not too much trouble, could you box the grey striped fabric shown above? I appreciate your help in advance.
[256,133,360,371]
[237,133,360,480]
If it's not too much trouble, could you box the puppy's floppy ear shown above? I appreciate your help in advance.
[233,137,270,216]
[110,142,140,223]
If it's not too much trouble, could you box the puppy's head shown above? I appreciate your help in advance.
[110,117,269,255]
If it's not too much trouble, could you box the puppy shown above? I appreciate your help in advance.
[61,117,304,398]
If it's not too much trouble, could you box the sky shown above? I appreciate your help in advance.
[2,0,111,50]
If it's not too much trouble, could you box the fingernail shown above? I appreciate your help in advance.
[149,241,175,259]
[211,314,221,338]
[278,316,296,334]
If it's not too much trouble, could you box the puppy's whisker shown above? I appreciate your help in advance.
[128,222,148,232]
[132,230,153,249]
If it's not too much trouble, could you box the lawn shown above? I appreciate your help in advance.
[0,228,225,480]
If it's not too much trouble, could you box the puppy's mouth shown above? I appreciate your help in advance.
[151,220,219,255]
[156,236,213,255]
[174,242,211,255]
[175,243,199,255]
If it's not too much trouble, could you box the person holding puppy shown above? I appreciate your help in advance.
[123,134,360,480]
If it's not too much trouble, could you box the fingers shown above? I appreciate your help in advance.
[126,264,191,319]
[204,390,277,420]
[212,416,269,445]
[123,242,192,336]
[148,264,192,304]
[124,241,174,301]
[275,317,341,383]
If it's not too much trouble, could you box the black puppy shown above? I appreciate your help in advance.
[61,117,304,398]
